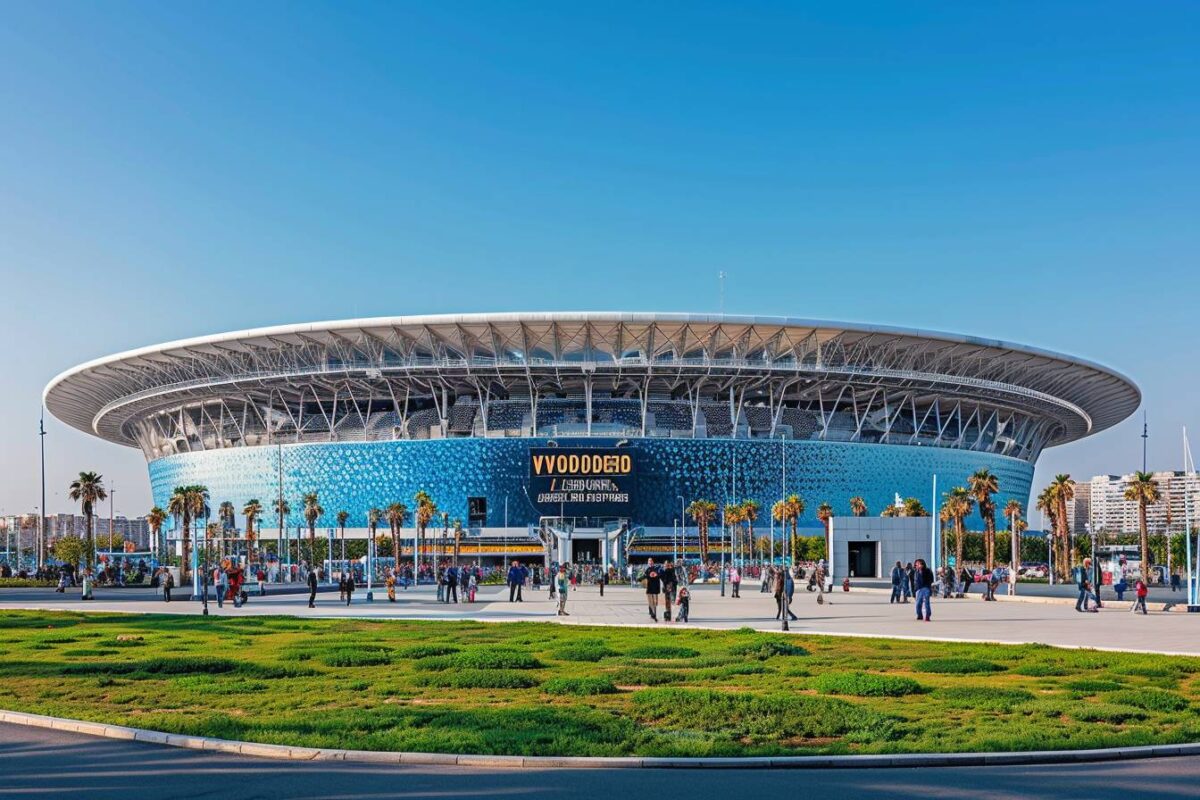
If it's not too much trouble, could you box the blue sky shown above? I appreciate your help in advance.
[1,2,1197,518]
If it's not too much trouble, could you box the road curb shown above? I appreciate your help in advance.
[5,709,1200,769]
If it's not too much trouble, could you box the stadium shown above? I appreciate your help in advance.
[44,312,1140,571]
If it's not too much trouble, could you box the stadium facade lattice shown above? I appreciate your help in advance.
[45,313,1139,562]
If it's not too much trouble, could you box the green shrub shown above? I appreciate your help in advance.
[543,677,618,696]
[729,638,809,660]
[321,647,392,667]
[1107,689,1190,712]
[812,672,924,697]
[609,667,684,686]
[936,686,1034,711]
[550,642,618,662]
[396,644,459,659]
[626,645,700,660]
[415,649,542,671]
[418,669,540,689]
[913,657,1004,675]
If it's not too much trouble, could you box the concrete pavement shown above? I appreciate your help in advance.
[1,581,1195,655]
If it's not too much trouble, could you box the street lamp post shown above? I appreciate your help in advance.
[38,414,46,569]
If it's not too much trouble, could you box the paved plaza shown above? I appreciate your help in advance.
[2,581,1195,656]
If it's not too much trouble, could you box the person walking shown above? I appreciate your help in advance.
[467,570,477,602]
[783,567,798,620]
[162,569,174,603]
[1075,569,1090,612]
[675,584,690,623]
[641,558,663,621]
[1133,577,1149,615]
[889,561,904,604]
[555,564,570,616]
[214,566,228,609]
[507,560,523,602]
[662,559,678,622]
[344,570,354,605]
[903,562,914,603]
[256,567,267,596]
[729,564,741,598]
[386,570,397,602]
[307,566,319,608]
[913,558,934,622]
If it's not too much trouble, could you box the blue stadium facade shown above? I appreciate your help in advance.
[47,313,1138,537]
[147,437,1033,530]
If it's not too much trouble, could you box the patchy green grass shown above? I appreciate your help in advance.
[0,610,1199,757]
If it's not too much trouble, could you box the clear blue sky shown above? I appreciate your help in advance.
[1,2,1196,518]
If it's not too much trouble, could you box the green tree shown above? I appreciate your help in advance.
[243,499,263,563]
[386,502,409,567]
[968,469,1000,570]
[167,485,209,580]
[414,490,438,570]
[67,471,107,568]
[849,496,867,517]
[146,506,168,561]
[51,535,86,568]
[942,487,974,571]
[687,499,718,563]
[1124,471,1161,578]
[302,492,324,557]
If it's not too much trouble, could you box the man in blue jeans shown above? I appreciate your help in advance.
[913,558,935,622]
[889,561,904,604]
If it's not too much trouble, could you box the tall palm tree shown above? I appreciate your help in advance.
[336,510,349,574]
[741,499,760,561]
[723,503,744,562]
[166,485,209,580]
[816,502,834,562]
[68,471,107,568]
[146,506,168,562]
[368,507,383,558]
[242,499,263,564]
[386,502,409,569]
[771,494,805,565]
[942,487,974,574]
[849,496,867,517]
[968,469,1000,570]
[302,491,324,561]
[1035,486,1058,573]
[1051,474,1075,580]
[414,490,437,571]
[687,499,717,563]
[1004,498,1023,578]
[902,497,929,517]
[218,500,236,558]
[273,497,291,562]
[1124,471,1161,580]
[880,504,900,518]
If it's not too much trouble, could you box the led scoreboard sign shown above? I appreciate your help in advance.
[529,448,634,517]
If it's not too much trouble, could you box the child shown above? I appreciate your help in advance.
[675,585,690,623]
[385,571,397,602]
[468,571,477,603]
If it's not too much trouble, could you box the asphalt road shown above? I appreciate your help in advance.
[3,723,1200,800]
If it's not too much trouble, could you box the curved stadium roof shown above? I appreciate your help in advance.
[44,312,1140,454]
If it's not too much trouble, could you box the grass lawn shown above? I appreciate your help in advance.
[1,610,1199,757]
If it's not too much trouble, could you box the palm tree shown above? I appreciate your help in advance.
[368,507,382,558]
[273,497,291,563]
[723,503,744,562]
[849,496,867,517]
[167,485,209,580]
[302,491,324,561]
[741,499,760,561]
[687,499,717,563]
[146,506,168,562]
[386,502,409,569]
[942,487,974,574]
[880,504,900,518]
[336,510,349,574]
[771,494,805,565]
[816,502,834,562]
[242,499,263,564]
[968,469,1000,570]
[1004,498,1023,580]
[1125,471,1161,580]
[1051,474,1075,580]
[68,471,107,568]
[902,497,929,517]
[1036,485,1058,573]
[218,500,236,558]
[414,490,437,571]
